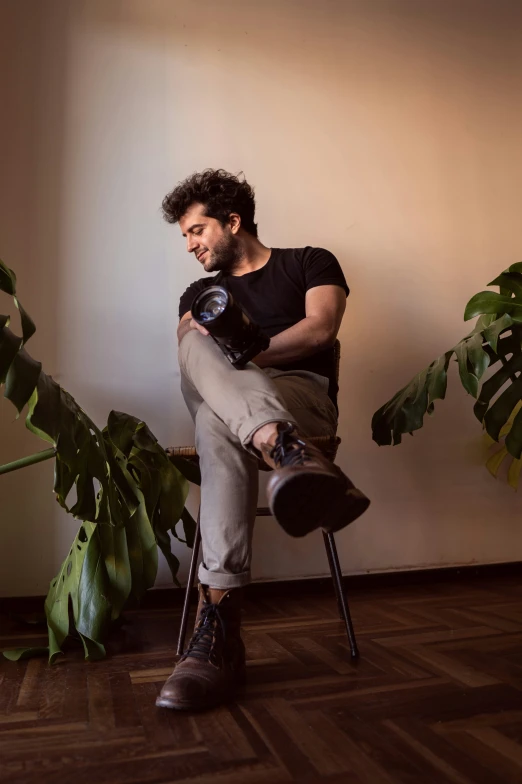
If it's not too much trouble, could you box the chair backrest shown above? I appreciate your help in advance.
[333,339,341,386]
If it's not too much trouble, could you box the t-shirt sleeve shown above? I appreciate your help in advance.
[301,247,349,297]
[178,279,208,320]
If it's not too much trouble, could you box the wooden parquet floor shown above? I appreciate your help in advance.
[2,575,522,784]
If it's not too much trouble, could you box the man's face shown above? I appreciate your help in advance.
[179,203,241,273]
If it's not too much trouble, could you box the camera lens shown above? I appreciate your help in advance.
[199,293,227,321]
[190,284,270,366]
[192,288,229,323]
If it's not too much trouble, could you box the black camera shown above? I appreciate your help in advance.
[191,285,270,369]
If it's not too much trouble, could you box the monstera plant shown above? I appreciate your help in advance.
[372,262,522,488]
[0,260,199,663]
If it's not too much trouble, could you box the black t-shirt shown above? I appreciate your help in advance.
[178,247,349,409]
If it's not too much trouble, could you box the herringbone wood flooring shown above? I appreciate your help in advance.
[2,575,522,783]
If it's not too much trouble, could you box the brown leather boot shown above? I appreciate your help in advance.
[263,422,370,537]
[156,585,246,711]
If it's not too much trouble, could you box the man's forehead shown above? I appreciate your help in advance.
[179,203,206,228]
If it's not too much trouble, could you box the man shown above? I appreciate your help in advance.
[157,169,370,711]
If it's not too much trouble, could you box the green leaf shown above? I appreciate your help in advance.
[0,258,196,663]
[167,453,202,485]
[465,333,490,381]
[133,422,159,452]
[4,349,42,414]
[75,525,113,647]
[473,351,522,423]
[505,404,522,459]
[455,335,489,397]
[151,457,188,585]
[106,452,140,515]
[426,352,452,403]
[0,327,22,384]
[78,633,106,661]
[508,457,522,490]
[129,450,163,522]
[155,527,181,586]
[0,260,17,295]
[47,625,63,664]
[26,374,60,444]
[96,523,132,620]
[15,299,36,345]
[158,461,189,533]
[373,261,522,495]
[486,445,509,477]
[495,331,522,360]
[464,291,522,322]
[107,410,140,458]
[488,272,522,299]
[371,364,437,447]
[484,375,522,443]
[0,286,128,530]
[68,447,97,521]
[125,494,158,601]
[180,507,197,548]
[44,521,99,663]
[483,313,514,353]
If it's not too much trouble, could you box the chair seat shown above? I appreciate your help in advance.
[167,434,341,471]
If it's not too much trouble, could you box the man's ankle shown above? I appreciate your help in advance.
[251,421,281,453]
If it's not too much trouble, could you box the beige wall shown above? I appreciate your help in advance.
[1,0,522,596]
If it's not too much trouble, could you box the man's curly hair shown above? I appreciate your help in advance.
[162,169,258,238]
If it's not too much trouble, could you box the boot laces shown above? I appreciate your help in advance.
[183,601,226,663]
[269,424,308,468]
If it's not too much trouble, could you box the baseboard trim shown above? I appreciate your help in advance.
[2,560,521,615]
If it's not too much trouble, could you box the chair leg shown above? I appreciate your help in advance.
[176,507,201,656]
[322,531,359,659]
[323,532,345,620]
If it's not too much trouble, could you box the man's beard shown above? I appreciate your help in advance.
[203,233,242,273]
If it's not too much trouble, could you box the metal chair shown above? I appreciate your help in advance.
[169,340,359,659]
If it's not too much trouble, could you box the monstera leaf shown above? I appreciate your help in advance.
[0,259,199,662]
[372,262,522,487]
[1,260,131,524]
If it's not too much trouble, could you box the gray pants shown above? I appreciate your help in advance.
[178,330,338,589]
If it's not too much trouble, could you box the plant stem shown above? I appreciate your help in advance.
[0,448,56,475]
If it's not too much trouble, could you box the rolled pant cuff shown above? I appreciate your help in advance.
[198,562,252,590]
[238,412,296,455]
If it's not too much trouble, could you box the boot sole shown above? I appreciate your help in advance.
[268,470,370,537]
[155,668,247,712]
[155,695,226,711]
[155,682,246,712]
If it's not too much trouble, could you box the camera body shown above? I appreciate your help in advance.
[191,285,270,369]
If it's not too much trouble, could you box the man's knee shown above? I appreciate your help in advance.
[178,328,206,371]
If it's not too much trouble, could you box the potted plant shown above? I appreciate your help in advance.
[0,260,198,662]
[372,263,522,488]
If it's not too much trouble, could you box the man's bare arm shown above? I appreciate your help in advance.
[177,311,209,345]
[252,285,346,368]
